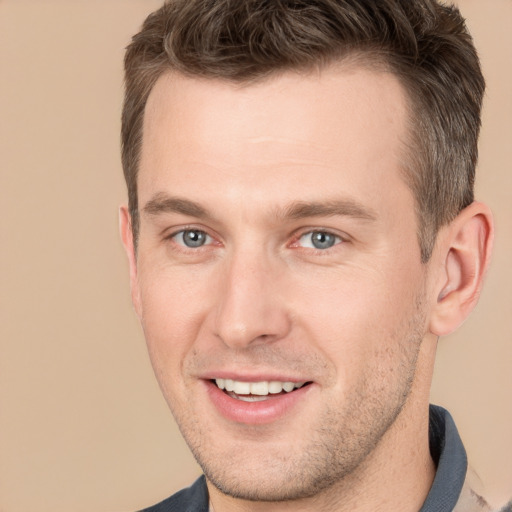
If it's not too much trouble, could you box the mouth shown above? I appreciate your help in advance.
[206,376,315,424]
[212,378,311,402]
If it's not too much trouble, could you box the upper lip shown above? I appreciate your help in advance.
[199,371,312,383]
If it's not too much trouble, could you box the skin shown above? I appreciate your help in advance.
[120,64,493,512]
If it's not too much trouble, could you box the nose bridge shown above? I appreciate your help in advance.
[213,243,290,349]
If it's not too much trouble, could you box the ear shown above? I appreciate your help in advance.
[429,202,494,336]
[119,205,142,318]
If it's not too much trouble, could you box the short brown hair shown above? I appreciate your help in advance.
[122,0,484,262]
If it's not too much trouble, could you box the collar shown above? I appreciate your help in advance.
[421,405,493,512]
[419,405,468,511]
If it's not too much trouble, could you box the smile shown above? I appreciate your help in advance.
[205,377,314,424]
[214,378,308,402]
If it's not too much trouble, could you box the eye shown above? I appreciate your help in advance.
[298,231,341,250]
[172,229,212,248]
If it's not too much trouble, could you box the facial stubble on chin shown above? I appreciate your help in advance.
[167,297,427,504]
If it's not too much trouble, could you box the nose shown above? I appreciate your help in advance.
[213,249,292,349]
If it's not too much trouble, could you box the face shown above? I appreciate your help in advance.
[126,66,434,501]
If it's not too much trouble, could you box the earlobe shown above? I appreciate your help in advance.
[119,206,142,317]
[429,202,494,337]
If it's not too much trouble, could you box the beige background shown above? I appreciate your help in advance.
[0,1,510,511]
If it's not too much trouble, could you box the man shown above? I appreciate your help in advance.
[119,1,496,511]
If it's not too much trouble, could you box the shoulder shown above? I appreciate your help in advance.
[137,475,209,512]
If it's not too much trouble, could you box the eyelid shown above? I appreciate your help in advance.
[163,225,348,251]
[289,228,348,250]
[176,230,212,247]
[165,226,219,248]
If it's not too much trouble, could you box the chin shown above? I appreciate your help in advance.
[188,428,370,503]
[203,464,340,503]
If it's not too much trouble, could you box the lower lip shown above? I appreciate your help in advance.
[204,380,313,425]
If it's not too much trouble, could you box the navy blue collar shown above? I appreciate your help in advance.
[419,404,467,511]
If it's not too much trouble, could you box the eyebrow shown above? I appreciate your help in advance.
[143,194,210,218]
[142,193,377,223]
[281,199,377,222]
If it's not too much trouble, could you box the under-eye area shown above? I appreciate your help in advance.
[213,379,312,402]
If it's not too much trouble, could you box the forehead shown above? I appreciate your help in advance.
[139,65,411,214]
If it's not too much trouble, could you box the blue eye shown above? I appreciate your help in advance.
[173,229,212,248]
[298,231,341,250]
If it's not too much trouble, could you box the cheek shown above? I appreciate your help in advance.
[137,267,212,379]
[290,265,423,379]
[291,266,400,340]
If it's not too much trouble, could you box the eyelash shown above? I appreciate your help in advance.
[290,229,345,252]
[166,227,346,253]
[167,228,215,250]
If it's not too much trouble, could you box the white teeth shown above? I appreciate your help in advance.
[231,394,269,402]
[233,381,251,395]
[268,381,284,394]
[214,379,306,396]
[282,382,295,392]
[250,381,269,395]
